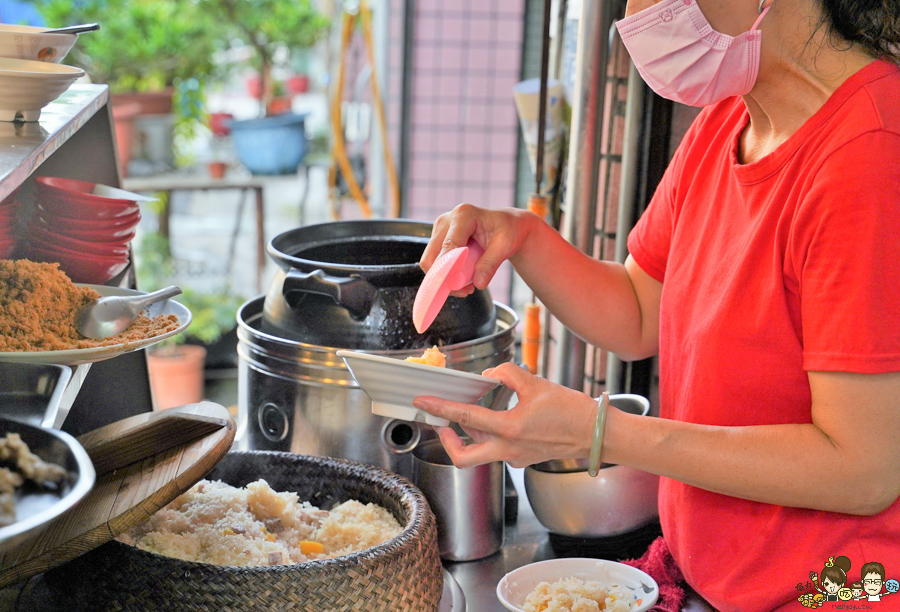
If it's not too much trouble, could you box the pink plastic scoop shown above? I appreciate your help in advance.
[413,239,484,334]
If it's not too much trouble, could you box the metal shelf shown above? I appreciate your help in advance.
[0,85,116,203]
[0,84,155,435]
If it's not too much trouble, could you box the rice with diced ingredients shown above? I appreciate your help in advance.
[404,345,446,367]
[523,576,634,612]
[118,479,403,567]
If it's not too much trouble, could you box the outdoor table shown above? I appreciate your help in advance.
[123,167,311,293]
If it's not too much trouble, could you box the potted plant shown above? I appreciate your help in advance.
[38,0,222,173]
[198,0,329,175]
[135,230,245,409]
[39,0,220,99]
[199,0,329,116]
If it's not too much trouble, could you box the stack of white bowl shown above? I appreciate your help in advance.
[0,25,84,122]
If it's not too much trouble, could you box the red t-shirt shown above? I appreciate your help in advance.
[627,59,900,611]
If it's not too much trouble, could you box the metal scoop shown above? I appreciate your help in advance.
[42,23,100,35]
[75,286,182,340]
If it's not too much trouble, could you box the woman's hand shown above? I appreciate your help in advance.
[412,362,599,468]
[419,204,537,297]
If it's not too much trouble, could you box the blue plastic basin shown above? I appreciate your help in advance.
[229,112,309,175]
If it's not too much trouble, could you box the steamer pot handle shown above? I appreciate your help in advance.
[282,269,377,318]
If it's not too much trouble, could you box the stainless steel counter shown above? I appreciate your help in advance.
[445,468,715,612]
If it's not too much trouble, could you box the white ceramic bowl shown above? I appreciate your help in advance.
[0,57,85,121]
[497,558,659,612]
[0,24,78,63]
[337,349,501,426]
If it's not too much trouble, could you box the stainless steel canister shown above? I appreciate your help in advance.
[236,296,518,480]
[412,438,505,562]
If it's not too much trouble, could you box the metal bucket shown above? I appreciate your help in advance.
[237,296,518,480]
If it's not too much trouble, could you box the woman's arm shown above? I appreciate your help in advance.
[603,369,900,515]
[510,223,660,361]
[419,204,660,361]
[415,366,900,516]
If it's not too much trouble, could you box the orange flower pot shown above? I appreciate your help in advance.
[147,344,207,410]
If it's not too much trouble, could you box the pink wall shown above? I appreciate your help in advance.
[387,0,525,302]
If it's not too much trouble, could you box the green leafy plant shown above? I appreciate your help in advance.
[198,0,330,115]
[38,0,222,93]
[135,227,244,351]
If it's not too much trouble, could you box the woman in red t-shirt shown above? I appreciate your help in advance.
[413,0,900,610]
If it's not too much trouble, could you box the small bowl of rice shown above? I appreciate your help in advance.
[497,557,659,612]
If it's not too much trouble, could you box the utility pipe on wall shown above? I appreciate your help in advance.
[553,0,617,389]
[605,60,646,395]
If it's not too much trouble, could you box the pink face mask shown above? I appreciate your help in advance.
[616,0,771,107]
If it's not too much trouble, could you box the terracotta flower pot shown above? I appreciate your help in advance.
[287,74,309,95]
[208,161,227,179]
[147,344,207,410]
[110,88,175,116]
[111,102,141,178]
[246,75,263,100]
[208,112,233,137]
[266,96,293,116]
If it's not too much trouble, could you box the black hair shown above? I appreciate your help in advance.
[822,0,900,62]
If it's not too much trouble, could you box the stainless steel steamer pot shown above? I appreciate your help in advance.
[237,296,518,479]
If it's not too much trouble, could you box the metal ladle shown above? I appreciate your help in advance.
[75,286,182,340]
[42,23,100,35]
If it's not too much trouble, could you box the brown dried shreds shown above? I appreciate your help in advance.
[0,259,180,352]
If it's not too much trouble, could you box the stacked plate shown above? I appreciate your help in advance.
[25,177,141,284]
[0,24,83,121]
[0,57,84,122]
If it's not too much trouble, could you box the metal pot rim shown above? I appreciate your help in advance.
[266,219,433,276]
[238,295,519,355]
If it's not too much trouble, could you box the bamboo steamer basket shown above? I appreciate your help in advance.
[44,451,443,612]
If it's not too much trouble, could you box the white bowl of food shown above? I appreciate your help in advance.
[337,347,501,427]
[497,557,659,612]
[0,57,85,121]
[0,24,78,63]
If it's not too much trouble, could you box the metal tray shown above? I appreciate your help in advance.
[440,568,466,611]
[0,363,71,428]
[0,418,94,553]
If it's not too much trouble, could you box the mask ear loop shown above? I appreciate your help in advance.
[752,1,771,30]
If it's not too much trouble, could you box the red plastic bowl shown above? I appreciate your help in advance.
[35,205,141,231]
[27,245,129,284]
[33,217,136,244]
[35,177,138,206]
[28,224,130,258]
[35,177,141,220]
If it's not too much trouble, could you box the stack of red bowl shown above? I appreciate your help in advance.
[26,177,141,283]
[0,194,20,258]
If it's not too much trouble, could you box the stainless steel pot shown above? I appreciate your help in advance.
[237,296,518,480]
[523,394,659,537]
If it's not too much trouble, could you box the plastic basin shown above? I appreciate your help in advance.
[230,113,309,175]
